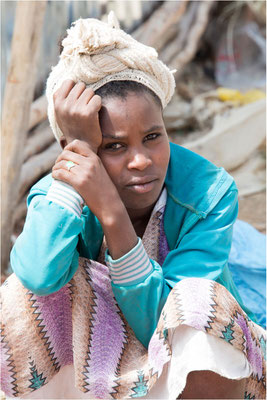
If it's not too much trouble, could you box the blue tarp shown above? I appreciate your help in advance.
[229,219,266,328]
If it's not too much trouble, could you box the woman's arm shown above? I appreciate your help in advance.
[10,179,84,295]
[109,185,254,348]
[11,80,139,294]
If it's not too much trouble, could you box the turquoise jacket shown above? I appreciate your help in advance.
[11,143,254,347]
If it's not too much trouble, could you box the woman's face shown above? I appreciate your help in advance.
[98,91,170,218]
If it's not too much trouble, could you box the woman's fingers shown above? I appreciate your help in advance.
[54,80,89,104]
[68,81,87,100]
[52,152,102,197]
[55,81,96,105]
[53,79,76,100]
[53,80,102,153]
[52,167,77,186]
[54,143,100,177]
[55,148,85,164]
[87,94,102,111]
[63,140,97,157]
[77,87,95,104]
[52,159,78,172]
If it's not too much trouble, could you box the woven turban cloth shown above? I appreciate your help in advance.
[46,11,176,142]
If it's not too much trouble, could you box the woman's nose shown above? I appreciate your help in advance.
[127,151,152,171]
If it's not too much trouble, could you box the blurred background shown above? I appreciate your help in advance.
[1,0,266,278]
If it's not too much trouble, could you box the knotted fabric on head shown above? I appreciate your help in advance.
[46,11,176,142]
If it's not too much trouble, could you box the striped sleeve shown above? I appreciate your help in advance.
[46,179,84,218]
[105,238,153,286]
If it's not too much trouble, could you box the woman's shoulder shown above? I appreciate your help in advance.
[166,143,236,217]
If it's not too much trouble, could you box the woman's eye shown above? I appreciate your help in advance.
[105,142,123,150]
[144,133,160,141]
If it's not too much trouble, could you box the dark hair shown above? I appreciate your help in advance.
[95,80,162,110]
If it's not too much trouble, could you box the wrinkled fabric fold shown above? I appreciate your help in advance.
[1,261,265,399]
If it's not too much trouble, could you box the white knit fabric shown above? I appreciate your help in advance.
[46,179,84,218]
[106,238,153,286]
[46,11,176,142]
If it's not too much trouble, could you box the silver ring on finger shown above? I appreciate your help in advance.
[66,161,76,171]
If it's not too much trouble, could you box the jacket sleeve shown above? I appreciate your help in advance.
[10,181,84,295]
[110,184,243,348]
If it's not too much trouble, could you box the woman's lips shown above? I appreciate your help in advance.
[126,179,158,194]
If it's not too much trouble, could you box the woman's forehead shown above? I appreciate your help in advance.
[100,92,162,121]
[100,91,163,127]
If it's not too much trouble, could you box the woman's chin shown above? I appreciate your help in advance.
[123,191,161,214]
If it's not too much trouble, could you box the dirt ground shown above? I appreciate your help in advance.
[238,191,266,234]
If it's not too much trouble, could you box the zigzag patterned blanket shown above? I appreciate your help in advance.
[1,204,266,398]
[1,262,266,399]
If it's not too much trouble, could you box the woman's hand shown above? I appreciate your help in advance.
[52,79,123,224]
[52,139,121,222]
[52,139,138,258]
[53,79,102,153]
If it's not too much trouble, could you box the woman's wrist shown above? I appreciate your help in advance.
[46,179,84,217]
[100,200,138,260]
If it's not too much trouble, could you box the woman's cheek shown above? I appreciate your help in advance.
[157,141,170,171]
[99,156,122,186]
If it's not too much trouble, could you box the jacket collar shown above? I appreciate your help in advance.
[164,142,234,249]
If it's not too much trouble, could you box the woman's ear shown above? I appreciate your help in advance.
[59,136,67,149]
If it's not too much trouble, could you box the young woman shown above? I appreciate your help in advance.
[1,13,265,400]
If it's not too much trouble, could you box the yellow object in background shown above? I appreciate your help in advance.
[217,88,265,105]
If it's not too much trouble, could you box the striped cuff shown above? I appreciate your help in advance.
[105,238,153,286]
[46,179,84,218]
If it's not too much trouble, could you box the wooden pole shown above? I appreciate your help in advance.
[28,94,48,131]
[1,0,47,271]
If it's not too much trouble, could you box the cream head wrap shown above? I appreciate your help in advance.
[46,11,176,142]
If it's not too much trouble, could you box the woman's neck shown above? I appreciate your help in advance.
[127,204,155,238]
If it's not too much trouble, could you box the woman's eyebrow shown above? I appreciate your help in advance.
[144,125,164,133]
[102,125,164,140]
[102,133,126,140]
